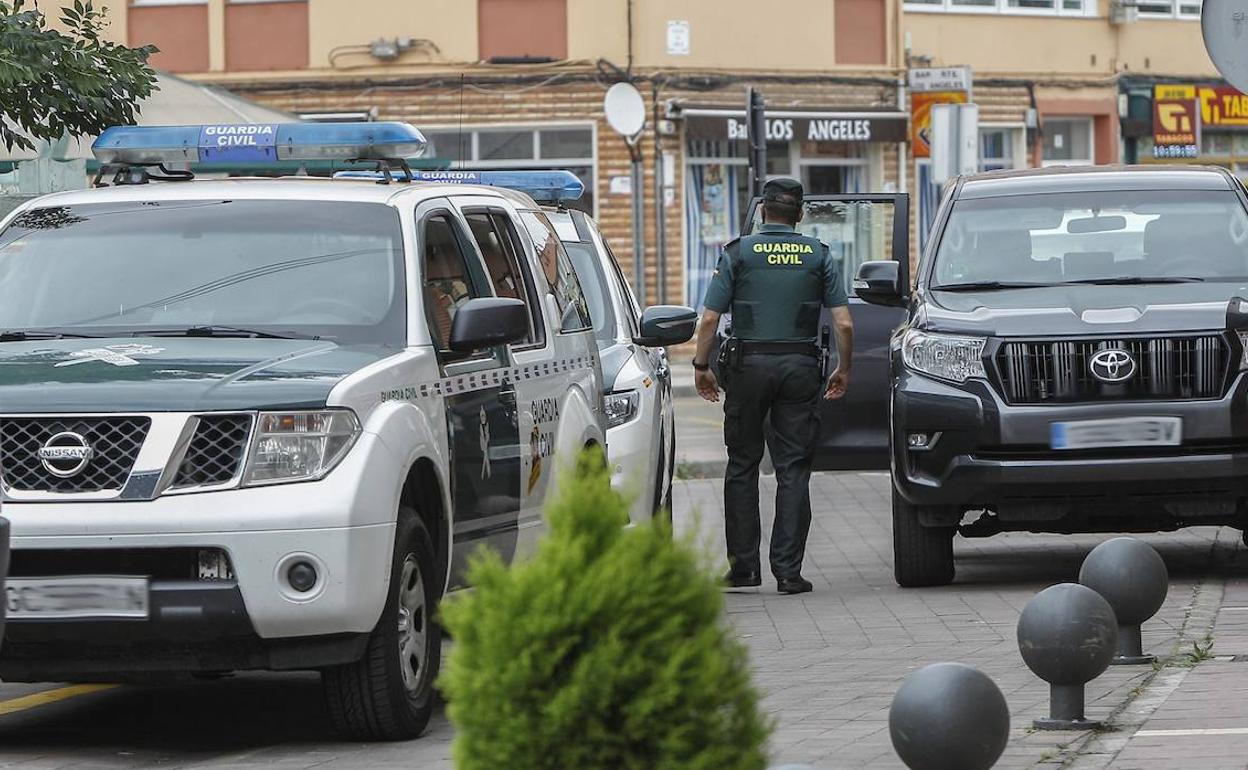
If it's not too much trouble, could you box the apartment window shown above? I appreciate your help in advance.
[1042,118,1095,166]
[225,0,309,72]
[979,128,1018,171]
[1138,0,1202,17]
[128,0,210,73]
[422,125,596,215]
[478,0,567,61]
[906,0,1094,14]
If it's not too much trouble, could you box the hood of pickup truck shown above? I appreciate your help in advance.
[923,283,1248,336]
[0,338,398,413]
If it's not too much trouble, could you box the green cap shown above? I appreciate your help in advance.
[763,177,803,203]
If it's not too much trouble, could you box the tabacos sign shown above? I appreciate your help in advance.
[198,123,279,163]
[1153,85,1200,159]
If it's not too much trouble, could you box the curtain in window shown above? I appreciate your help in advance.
[841,164,865,194]
[684,163,740,310]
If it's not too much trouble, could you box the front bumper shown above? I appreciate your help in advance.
[893,369,1248,523]
[1,430,403,665]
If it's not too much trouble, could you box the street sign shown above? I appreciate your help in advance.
[931,103,979,184]
[1202,0,1248,95]
[909,67,973,94]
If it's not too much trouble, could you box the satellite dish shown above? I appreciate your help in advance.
[604,82,646,138]
[1202,0,1248,94]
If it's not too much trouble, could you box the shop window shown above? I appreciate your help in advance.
[907,0,1092,15]
[1042,118,1094,166]
[225,0,309,72]
[979,128,1018,171]
[1203,133,1233,156]
[128,0,209,74]
[1138,0,1202,17]
[478,0,567,61]
[422,126,595,215]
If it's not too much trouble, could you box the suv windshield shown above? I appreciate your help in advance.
[0,200,406,345]
[932,190,1248,288]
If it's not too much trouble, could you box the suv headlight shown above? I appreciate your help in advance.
[1238,331,1248,371]
[902,330,987,383]
[604,390,640,429]
[243,409,361,486]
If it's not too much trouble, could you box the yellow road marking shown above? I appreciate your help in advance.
[0,684,117,716]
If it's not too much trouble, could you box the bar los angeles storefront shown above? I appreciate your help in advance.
[677,107,909,310]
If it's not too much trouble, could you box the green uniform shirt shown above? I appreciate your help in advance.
[703,223,848,342]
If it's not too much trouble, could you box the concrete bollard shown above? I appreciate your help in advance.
[1018,583,1117,730]
[1079,537,1168,665]
[889,662,1010,770]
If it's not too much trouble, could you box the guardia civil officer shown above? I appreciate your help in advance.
[691,178,853,595]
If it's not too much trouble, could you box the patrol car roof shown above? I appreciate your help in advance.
[17,176,542,209]
[957,165,1236,200]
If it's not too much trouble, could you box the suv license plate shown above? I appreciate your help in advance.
[1050,417,1182,451]
[5,576,150,620]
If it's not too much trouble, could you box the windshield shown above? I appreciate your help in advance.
[932,190,1248,288]
[562,241,617,348]
[0,200,406,345]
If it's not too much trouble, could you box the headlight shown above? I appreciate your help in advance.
[243,410,361,486]
[604,391,640,429]
[902,329,987,383]
[1238,330,1248,371]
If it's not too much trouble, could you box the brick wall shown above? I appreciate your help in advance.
[226,68,904,309]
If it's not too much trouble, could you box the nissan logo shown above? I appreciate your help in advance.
[1089,348,1137,383]
[37,431,94,478]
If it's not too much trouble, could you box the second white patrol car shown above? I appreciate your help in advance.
[0,123,604,741]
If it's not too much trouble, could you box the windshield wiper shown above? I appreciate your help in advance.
[1063,276,1206,285]
[933,281,1058,291]
[0,330,100,342]
[136,326,320,341]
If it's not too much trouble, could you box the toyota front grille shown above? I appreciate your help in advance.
[996,335,1229,404]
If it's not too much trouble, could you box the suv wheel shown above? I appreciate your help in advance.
[892,487,956,588]
[323,509,441,741]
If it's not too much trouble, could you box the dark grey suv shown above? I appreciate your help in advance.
[856,166,1248,587]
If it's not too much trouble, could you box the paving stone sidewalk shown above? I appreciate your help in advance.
[673,473,1248,769]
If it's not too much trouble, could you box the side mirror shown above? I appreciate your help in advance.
[634,305,697,347]
[449,297,529,352]
[854,261,906,308]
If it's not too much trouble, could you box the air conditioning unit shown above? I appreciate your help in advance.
[1110,0,1139,25]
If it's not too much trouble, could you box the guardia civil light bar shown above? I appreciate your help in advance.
[332,168,585,204]
[92,122,428,166]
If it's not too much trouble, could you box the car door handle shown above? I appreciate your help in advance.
[499,388,517,408]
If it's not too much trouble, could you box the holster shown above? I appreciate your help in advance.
[819,324,833,380]
[717,336,742,387]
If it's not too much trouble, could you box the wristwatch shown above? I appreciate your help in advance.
[692,361,710,371]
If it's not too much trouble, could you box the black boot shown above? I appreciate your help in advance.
[777,576,813,595]
[722,569,762,588]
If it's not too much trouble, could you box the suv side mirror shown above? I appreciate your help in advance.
[854,261,906,308]
[634,305,697,347]
[449,297,529,352]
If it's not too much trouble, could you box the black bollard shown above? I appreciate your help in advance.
[1079,537,1168,665]
[1017,583,1117,730]
[889,662,1010,770]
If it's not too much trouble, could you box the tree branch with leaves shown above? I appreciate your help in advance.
[0,0,158,152]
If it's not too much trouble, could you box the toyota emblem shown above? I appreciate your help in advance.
[37,431,95,478]
[1089,348,1137,383]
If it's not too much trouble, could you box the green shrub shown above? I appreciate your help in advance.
[439,452,771,770]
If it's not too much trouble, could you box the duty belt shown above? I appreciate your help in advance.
[739,340,820,357]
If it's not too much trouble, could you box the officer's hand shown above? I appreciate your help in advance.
[695,368,721,402]
[824,369,849,400]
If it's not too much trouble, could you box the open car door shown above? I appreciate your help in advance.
[737,193,910,470]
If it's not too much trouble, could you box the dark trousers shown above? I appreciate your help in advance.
[722,353,822,580]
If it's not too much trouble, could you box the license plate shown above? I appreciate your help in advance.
[1050,417,1182,451]
[5,576,150,620]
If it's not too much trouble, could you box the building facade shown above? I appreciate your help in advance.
[95,0,1228,306]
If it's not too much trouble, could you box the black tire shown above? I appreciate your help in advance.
[892,486,956,588]
[323,509,441,741]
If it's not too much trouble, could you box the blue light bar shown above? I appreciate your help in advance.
[412,169,585,202]
[92,122,428,165]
